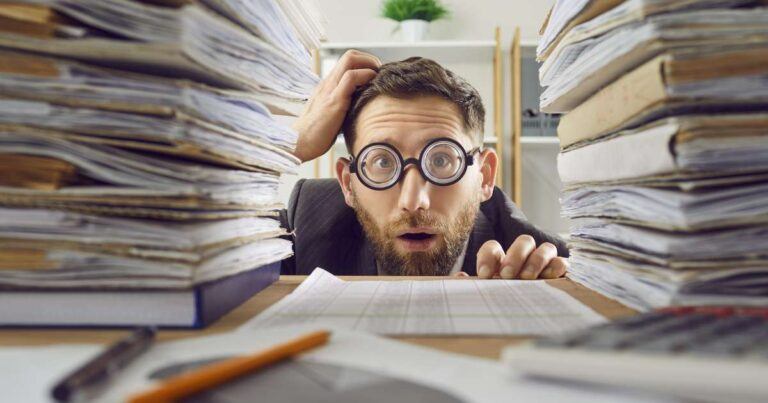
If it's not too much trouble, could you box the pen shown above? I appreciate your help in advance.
[51,327,156,403]
[127,329,331,403]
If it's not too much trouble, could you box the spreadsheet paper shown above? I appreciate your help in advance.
[241,269,607,336]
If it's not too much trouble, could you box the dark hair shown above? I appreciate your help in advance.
[341,57,485,153]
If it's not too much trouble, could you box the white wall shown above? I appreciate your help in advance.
[317,0,551,44]
[278,0,569,234]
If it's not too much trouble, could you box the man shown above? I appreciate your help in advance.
[280,50,568,279]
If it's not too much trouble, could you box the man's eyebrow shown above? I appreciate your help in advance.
[359,133,473,152]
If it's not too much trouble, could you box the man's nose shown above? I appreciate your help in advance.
[397,165,430,212]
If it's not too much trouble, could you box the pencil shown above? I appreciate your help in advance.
[127,330,331,403]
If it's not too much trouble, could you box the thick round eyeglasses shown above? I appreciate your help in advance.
[348,137,481,190]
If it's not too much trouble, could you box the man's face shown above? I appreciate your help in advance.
[337,95,496,276]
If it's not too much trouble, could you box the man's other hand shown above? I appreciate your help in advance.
[475,235,568,280]
[292,50,380,162]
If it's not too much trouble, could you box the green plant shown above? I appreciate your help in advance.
[380,0,450,22]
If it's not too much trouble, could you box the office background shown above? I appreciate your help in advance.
[276,0,568,235]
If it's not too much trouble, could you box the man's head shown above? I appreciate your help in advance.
[335,57,498,276]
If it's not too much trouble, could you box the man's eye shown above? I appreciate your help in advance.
[373,156,394,169]
[430,153,453,169]
[432,154,449,167]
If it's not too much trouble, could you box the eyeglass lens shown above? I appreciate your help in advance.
[360,146,399,185]
[423,142,465,182]
[358,141,467,187]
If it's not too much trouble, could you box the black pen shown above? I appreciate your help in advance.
[51,327,156,403]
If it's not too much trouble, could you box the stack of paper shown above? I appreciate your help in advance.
[0,0,321,326]
[241,269,607,336]
[0,0,319,99]
[539,0,767,112]
[539,0,768,310]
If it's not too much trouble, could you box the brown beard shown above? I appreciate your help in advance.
[351,189,480,276]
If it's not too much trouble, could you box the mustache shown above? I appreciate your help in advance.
[384,211,444,235]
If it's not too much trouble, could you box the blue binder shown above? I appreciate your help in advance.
[0,261,281,329]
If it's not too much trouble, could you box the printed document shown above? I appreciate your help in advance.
[241,269,606,336]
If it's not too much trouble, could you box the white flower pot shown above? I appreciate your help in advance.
[400,19,429,42]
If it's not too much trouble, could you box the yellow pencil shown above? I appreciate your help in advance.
[128,330,331,403]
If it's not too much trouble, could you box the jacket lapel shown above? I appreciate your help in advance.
[354,236,378,275]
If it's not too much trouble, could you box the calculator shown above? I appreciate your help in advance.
[503,307,768,402]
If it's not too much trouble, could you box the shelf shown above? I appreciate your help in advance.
[321,40,538,61]
[331,136,557,147]
[520,136,560,145]
[322,40,496,51]
[321,40,496,62]
[333,135,498,146]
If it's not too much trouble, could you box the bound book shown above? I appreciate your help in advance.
[557,47,768,148]
[0,261,281,328]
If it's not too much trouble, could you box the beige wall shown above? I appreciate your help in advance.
[317,0,551,44]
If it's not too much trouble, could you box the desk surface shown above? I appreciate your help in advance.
[0,276,634,359]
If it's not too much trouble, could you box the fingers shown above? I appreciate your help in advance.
[326,50,381,87]
[330,68,377,103]
[451,271,470,279]
[476,240,505,279]
[476,237,566,280]
[499,235,536,279]
[539,257,568,279]
[519,242,558,280]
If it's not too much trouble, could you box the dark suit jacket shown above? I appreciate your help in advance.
[278,179,568,276]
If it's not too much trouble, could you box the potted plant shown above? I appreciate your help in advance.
[380,0,449,42]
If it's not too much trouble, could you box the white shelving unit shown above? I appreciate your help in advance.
[316,29,505,185]
[334,135,498,145]
[290,33,567,234]
[321,41,496,62]
[520,137,560,145]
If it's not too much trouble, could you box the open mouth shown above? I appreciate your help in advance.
[398,232,436,241]
[395,228,439,252]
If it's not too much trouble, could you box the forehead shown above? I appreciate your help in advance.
[353,95,472,154]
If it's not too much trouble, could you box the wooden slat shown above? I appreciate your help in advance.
[510,28,523,206]
[492,26,504,188]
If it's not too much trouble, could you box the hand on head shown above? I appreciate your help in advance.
[474,235,568,280]
[292,50,380,163]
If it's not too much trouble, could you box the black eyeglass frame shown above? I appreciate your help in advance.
[348,137,482,190]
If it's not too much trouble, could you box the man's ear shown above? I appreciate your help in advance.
[478,148,498,202]
[336,157,356,208]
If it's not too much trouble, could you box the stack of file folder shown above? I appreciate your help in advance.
[0,0,324,327]
[538,0,768,310]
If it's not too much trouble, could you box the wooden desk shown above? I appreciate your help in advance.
[0,276,635,359]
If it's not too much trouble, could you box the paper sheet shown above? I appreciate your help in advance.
[240,269,606,336]
[91,325,663,403]
[0,344,101,403]
[0,327,669,403]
